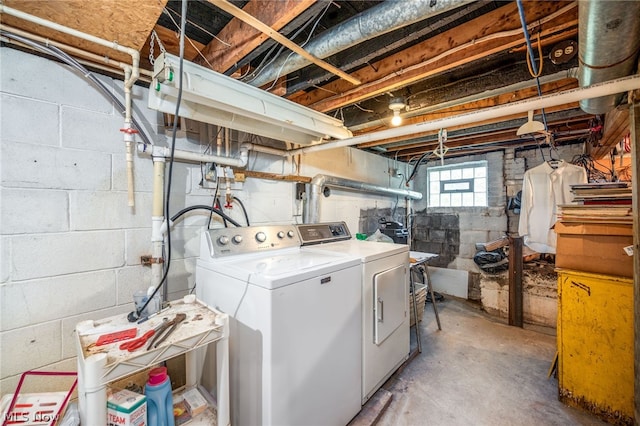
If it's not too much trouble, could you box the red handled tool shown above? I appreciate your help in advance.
[119,321,166,352]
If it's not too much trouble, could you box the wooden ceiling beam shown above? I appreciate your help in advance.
[140,25,205,70]
[289,1,577,113]
[206,0,360,85]
[589,105,630,160]
[197,0,316,72]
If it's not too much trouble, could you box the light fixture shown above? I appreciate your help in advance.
[516,110,546,136]
[389,97,405,126]
[148,53,352,145]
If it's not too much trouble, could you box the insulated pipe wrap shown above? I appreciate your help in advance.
[578,0,640,114]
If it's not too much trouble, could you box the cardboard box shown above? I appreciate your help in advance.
[182,387,208,417]
[107,389,147,426]
[555,222,633,278]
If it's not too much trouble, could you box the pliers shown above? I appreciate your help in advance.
[146,313,187,350]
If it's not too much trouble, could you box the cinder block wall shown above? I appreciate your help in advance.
[0,47,408,393]
[412,150,507,272]
[411,144,586,327]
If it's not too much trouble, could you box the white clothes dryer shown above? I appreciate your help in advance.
[196,224,362,426]
[298,222,410,404]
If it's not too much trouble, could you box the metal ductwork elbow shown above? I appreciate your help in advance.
[578,0,640,114]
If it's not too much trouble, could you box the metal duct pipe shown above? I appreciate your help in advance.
[304,174,422,224]
[247,0,473,88]
[578,0,640,114]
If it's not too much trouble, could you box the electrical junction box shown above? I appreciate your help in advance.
[107,389,146,426]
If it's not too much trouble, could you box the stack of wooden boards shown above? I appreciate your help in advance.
[558,182,632,224]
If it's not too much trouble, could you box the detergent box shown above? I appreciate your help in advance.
[107,389,147,426]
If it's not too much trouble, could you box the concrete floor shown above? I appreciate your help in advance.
[375,297,608,426]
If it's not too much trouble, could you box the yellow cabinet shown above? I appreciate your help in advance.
[557,269,633,425]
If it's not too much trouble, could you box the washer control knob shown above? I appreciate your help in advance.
[232,235,243,244]
[218,236,230,245]
[287,230,295,238]
[255,231,267,243]
[277,231,285,239]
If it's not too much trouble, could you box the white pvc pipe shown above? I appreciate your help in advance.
[0,24,153,78]
[0,4,140,90]
[151,158,166,288]
[138,143,250,168]
[243,142,290,157]
[122,68,136,207]
[288,74,640,156]
[217,126,223,157]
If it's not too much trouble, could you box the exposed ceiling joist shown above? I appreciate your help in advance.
[197,0,317,73]
[2,0,636,162]
[207,0,361,85]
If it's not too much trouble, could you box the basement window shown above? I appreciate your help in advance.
[427,161,488,207]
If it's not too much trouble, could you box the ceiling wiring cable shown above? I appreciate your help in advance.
[162,6,231,48]
[243,0,332,86]
[161,6,227,70]
[406,151,435,184]
[516,0,549,131]
[534,135,547,162]
[571,153,611,182]
[242,2,329,83]
[0,31,154,146]
[526,32,544,78]
[129,0,187,322]
[265,3,332,91]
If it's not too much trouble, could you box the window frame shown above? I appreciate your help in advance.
[427,160,488,208]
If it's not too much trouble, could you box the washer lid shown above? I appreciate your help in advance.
[205,248,360,289]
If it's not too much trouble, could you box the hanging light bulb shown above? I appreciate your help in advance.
[391,109,402,126]
[389,97,405,126]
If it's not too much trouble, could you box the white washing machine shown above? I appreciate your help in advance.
[195,224,362,426]
[298,222,410,404]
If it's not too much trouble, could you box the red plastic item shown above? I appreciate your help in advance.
[1,371,77,426]
[119,329,156,352]
[95,328,137,346]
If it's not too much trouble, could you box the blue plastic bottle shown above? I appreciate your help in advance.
[145,367,175,426]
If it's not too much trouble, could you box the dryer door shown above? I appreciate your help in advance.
[373,264,406,345]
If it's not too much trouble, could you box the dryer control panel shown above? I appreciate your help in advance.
[297,222,352,246]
